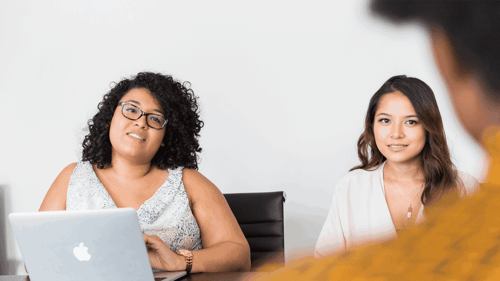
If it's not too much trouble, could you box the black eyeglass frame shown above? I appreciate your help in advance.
[119,102,168,130]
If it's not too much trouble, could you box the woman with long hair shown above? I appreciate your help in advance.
[314,75,479,258]
[39,72,250,272]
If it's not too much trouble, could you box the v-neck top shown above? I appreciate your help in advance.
[66,161,202,253]
[314,162,479,258]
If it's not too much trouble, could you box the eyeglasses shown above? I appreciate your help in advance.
[119,102,167,130]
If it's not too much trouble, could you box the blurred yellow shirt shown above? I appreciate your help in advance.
[262,127,500,281]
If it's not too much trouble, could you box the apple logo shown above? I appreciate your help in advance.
[73,242,91,261]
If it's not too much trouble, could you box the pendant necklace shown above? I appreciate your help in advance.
[407,185,422,219]
[407,181,424,219]
[389,180,425,220]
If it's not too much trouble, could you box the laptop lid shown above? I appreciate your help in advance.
[9,208,155,281]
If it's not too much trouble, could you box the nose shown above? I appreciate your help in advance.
[134,114,148,129]
[390,123,404,139]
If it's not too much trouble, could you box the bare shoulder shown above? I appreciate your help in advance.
[62,162,78,175]
[39,162,78,211]
[182,168,223,201]
[51,162,78,191]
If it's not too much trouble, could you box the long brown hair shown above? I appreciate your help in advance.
[351,75,462,205]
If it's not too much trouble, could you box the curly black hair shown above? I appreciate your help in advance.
[82,72,204,170]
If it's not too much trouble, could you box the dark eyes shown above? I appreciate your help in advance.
[377,118,419,125]
[125,107,138,114]
[149,116,161,124]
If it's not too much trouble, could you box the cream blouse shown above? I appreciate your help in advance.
[314,162,480,258]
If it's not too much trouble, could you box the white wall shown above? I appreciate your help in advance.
[0,0,487,274]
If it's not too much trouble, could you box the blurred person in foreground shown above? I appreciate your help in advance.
[261,1,500,280]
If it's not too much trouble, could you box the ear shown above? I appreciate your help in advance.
[429,26,465,90]
[429,26,489,143]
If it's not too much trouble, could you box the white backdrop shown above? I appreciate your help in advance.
[0,0,487,274]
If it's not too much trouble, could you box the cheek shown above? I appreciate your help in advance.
[108,110,127,143]
[108,112,122,133]
[409,128,427,148]
[152,131,166,146]
[373,127,387,152]
[109,109,122,126]
[373,125,389,142]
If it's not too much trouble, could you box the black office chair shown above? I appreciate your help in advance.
[223,191,286,271]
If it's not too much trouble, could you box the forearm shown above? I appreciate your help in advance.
[190,241,251,273]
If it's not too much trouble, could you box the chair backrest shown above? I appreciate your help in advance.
[223,191,286,271]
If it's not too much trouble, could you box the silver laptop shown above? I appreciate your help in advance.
[9,208,186,281]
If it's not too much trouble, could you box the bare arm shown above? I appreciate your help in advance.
[183,169,251,272]
[145,169,251,272]
[39,163,77,211]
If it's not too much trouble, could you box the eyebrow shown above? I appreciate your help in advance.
[126,100,164,115]
[376,113,418,118]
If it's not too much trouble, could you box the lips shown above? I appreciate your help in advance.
[127,132,146,141]
[387,144,408,151]
[388,144,408,148]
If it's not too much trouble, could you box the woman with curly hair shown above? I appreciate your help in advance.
[39,72,251,272]
[314,75,479,258]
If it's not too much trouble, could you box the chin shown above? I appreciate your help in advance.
[381,152,413,163]
[385,156,420,165]
[121,152,151,162]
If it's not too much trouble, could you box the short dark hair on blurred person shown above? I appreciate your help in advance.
[371,1,500,103]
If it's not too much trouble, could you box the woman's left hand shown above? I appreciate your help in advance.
[143,234,185,271]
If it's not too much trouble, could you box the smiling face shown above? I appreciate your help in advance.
[373,91,426,165]
[109,88,166,165]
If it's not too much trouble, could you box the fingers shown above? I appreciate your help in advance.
[143,235,184,272]
[144,234,167,254]
[143,234,162,242]
[143,234,159,246]
[143,234,154,242]
[143,235,171,271]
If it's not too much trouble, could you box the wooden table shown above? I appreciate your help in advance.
[0,272,270,281]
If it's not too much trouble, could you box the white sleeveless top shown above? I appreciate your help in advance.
[66,161,203,253]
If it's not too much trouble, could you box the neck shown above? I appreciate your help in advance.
[108,156,154,179]
[384,158,424,182]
